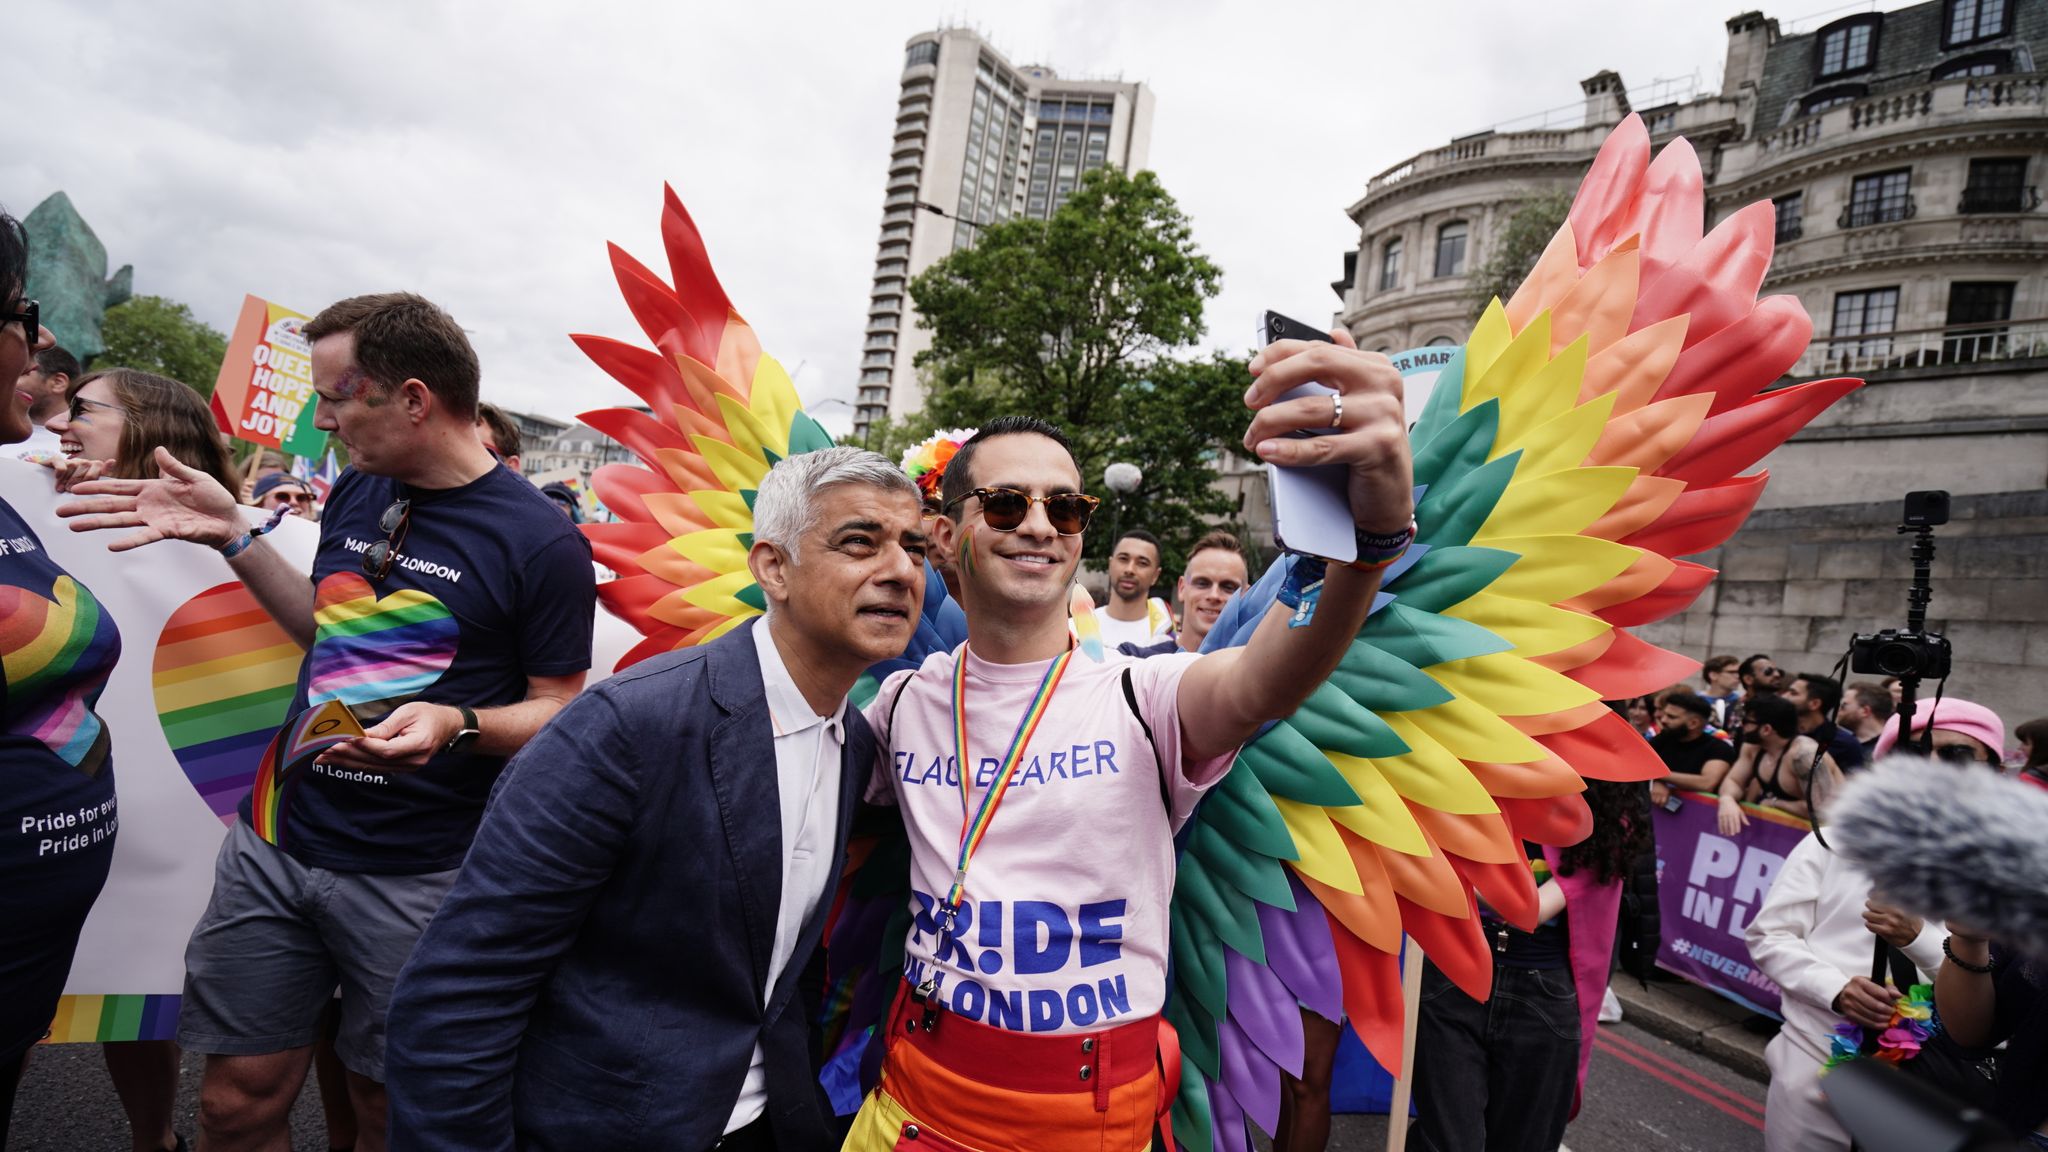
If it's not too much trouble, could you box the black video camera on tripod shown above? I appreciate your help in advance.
[1848,491,1953,739]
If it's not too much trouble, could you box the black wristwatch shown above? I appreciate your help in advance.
[443,705,481,755]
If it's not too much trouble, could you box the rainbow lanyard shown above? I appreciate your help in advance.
[917,641,1075,1028]
[941,641,1076,918]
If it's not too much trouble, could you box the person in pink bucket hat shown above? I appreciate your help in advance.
[1871,697,2007,765]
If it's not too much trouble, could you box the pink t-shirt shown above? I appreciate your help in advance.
[865,644,1234,1035]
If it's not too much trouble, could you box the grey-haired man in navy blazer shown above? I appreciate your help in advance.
[385,447,930,1152]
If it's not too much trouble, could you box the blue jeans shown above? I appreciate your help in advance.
[1408,959,1580,1152]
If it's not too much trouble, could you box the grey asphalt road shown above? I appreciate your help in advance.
[12,1017,1763,1151]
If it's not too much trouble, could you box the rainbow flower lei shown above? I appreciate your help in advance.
[900,429,978,505]
[1822,983,1936,1072]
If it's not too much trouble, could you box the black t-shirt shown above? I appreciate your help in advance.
[1482,843,1570,970]
[1651,729,1736,786]
[1988,946,2048,1136]
[1815,722,1866,772]
[240,465,597,874]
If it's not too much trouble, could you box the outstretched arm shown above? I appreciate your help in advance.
[1178,334,1413,762]
[58,446,318,647]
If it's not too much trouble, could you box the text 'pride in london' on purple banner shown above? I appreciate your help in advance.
[1652,791,1813,1019]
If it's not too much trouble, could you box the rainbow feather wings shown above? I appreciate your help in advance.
[569,114,1860,1150]
[1163,114,1859,1150]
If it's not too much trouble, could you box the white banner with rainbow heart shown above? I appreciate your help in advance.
[0,460,641,1043]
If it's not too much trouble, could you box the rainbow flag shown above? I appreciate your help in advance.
[248,699,366,845]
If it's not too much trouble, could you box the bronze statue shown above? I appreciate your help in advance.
[22,191,132,364]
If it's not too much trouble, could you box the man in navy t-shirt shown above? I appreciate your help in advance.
[61,292,595,1152]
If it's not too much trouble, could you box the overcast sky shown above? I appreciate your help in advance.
[13,0,1847,437]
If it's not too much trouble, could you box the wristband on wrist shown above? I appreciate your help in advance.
[1942,935,1994,973]
[1349,519,1416,571]
[218,505,295,559]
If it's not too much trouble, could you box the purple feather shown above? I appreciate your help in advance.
[1224,948,1305,1077]
[1258,876,1343,1023]
[1218,1011,1283,1136]
[1208,1080,1252,1152]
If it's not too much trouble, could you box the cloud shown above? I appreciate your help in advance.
[10,0,1748,441]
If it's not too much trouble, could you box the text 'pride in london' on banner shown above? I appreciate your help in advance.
[1652,790,1814,1019]
[210,295,327,458]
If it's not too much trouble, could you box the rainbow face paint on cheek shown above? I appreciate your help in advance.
[956,525,977,580]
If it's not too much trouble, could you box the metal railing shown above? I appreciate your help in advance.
[1839,195,1916,229]
[1791,316,2048,377]
[1959,185,2042,214]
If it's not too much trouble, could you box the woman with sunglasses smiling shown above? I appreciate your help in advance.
[44,367,239,495]
[0,209,128,1147]
[35,365,238,1152]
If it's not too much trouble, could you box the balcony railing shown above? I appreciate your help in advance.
[1775,219,1805,243]
[1959,185,2042,214]
[1839,196,1916,229]
[1791,316,2048,377]
[1760,75,2046,157]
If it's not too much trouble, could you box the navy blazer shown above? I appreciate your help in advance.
[386,621,872,1152]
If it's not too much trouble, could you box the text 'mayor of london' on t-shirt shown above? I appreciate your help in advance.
[245,464,597,875]
[865,645,1235,1035]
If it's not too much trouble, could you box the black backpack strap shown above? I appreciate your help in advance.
[1121,666,1172,814]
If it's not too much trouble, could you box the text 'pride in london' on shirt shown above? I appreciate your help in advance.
[866,644,1234,1035]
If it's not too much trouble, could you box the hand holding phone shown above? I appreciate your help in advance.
[1258,311,1356,563]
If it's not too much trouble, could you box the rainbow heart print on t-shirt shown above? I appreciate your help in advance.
[307,572,458,721]
[0,574,121,775]
[151,583,302,823]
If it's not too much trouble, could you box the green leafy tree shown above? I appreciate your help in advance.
[97,295,228,395]
[900,168,1248,567]
[1467,191,1573,320]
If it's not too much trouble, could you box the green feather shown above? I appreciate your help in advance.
[1201,762,1300,860]
[1187,819,1297,911]
[1169,977,1222,1079]
[1406,347,1468,450]
[735,583,767,611]
[1414,450,1518,549]
[1325,641,1456,712]
[786,412,837,455]
[1386,546,1519,615]
[1170,908,1228,1022]
[1172,1047,1216,1152]
[1239,724,1364,807]
[1411,395,1497,492]
[1364,601,1513,669]
[1290,683,1410,759]
[740,488,758,512]
[1179,854,1267,963]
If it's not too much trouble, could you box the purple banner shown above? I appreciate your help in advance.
[1652,792,1813,1018]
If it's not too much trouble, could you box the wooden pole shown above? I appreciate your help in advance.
[1384,940,1425,1152]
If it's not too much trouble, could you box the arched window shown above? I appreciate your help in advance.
[1434,222,1468,278]
[1814,15,1881,79]
[1378,238,1404,292]
[1425,335,1458,347]
[1800,83,1868,116]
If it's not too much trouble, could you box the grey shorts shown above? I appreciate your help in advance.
[177,819,459,1082]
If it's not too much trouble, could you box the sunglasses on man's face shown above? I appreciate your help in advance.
[269,492,314,508]
[361,498,411,580]
[1932,742,1991,766]
[943,486,1101,536]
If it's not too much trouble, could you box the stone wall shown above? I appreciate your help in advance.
[1636,489,2048,744]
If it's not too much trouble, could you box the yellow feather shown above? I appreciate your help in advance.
[1446,592,1611,657]
[1427,653,1601,718]
[1375,715,1500,814]
[1502,384,1614,482]
[745,355,801,453]
[714,393,780,464]
[682,569,763,618]
[1274,797,1364,895]
[1469,533,1641,604]
[1481,465,1639,539]
[674,528,750,574]
[1324,752,1430,856]
[1464,299,1513,384]
[1405,694,1553,765]
[1494,337,1589,451]
[692,434,770,494]
[690,490,754,531]
[1466,313,1551,411]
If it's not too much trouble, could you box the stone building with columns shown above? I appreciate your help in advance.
[1328,0,2048,732]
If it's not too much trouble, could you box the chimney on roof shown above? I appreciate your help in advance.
[1722,11,1779,98]
[1581,70,1631,127]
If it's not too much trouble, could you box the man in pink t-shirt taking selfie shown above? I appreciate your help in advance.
[844,332,1415,1152]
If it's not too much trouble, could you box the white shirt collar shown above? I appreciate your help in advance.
[751,618,847,744]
